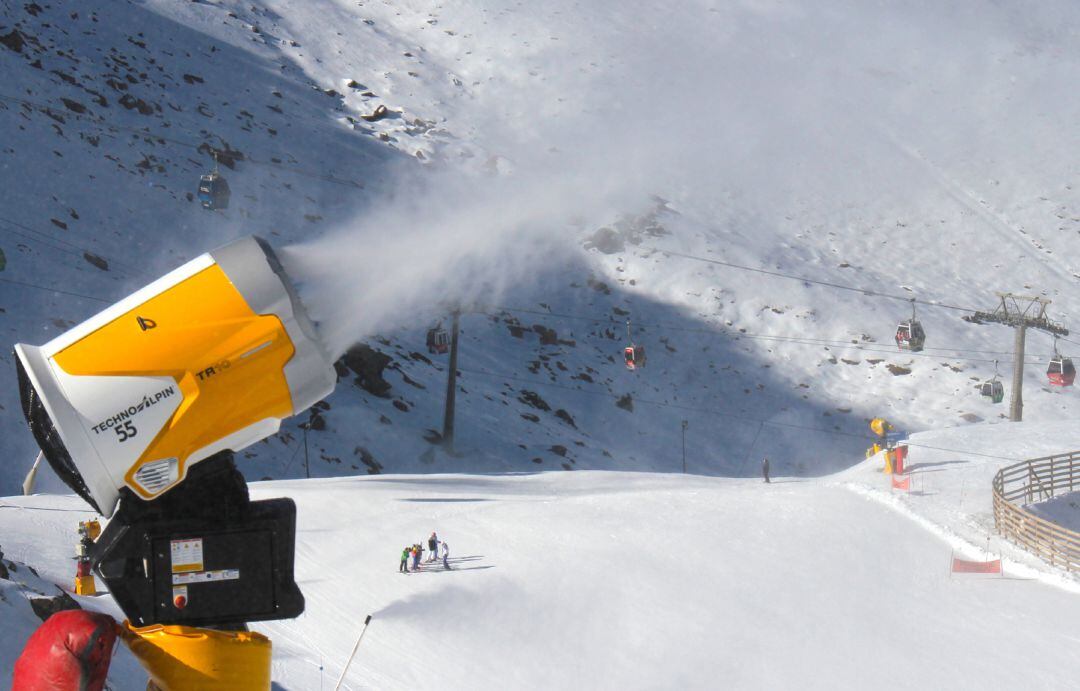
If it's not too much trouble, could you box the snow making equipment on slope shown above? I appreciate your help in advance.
[13,235,338,688]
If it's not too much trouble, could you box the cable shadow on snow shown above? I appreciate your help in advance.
[405,565,495,574]
[399,555,492,574]
[904,460,970,474]
[397,497,493,503]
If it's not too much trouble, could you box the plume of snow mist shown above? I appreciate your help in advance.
[280,0,1080,360]
[280,161,640,360]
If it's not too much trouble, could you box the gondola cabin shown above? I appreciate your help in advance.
[197,172,231,210]
[624,344,646,370]
[980,379,1004,403]
[894,320,925,352]
[426,327,449,355]
[1047,356,1076,387]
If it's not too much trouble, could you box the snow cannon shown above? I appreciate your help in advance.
[14,235,335,517]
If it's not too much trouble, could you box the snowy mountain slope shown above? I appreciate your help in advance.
[3,1,1080,501]
[5,2,1080,687]
[6,425,1080,689]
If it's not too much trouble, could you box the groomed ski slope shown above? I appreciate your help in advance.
[5,422,1080,689]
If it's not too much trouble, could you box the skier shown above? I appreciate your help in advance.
[412,544,422,571]
[427,532,439,563]
[400,546,410,573]
[762,457,771,484]
[442,541,451,570]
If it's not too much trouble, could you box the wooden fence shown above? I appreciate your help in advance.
[992,451,1080,572]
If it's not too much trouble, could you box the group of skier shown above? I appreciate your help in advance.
[399,531,450,573]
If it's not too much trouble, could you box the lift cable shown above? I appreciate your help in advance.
[455,365,1023,461]
[641,245,979,313]
[479,304,1054,365]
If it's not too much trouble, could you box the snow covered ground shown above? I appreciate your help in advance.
[5,0,1080,687]
[5,423,1080,688]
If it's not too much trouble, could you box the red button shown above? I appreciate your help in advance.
[174,595,187,609]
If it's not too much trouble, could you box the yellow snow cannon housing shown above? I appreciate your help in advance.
[15,236,335,517]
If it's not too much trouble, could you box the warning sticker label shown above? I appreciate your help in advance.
[170,539,204,574]
[171,569,240,585]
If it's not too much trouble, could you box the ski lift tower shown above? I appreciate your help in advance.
[963,293,1069,422]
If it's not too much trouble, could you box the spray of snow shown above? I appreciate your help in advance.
[279,162,642,359]
[270,2,787,355]
[279,0,1080,356]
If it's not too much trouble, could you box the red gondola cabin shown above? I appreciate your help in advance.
[624,344,646,370]
[1047,356,1076,387]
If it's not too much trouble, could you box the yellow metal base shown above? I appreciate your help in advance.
[120,621,271,691]
[74,575,97,596]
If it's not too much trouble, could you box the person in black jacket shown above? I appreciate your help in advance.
[427,532,439,563]
[762,457,771,484]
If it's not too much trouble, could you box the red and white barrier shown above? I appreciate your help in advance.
[951,555,1002,575]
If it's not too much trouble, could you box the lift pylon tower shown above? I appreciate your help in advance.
[963,293,1069,422]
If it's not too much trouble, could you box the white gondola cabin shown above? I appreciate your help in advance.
[895,320,925,352]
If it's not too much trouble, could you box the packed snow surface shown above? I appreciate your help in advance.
[6,424,1080,689]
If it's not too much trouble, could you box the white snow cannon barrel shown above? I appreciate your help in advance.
[14,235,336,517]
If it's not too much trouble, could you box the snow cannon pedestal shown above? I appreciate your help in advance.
[120,621,271,690]
[882,449,895,474]
[74,519,101,596]
[74,559,97,596]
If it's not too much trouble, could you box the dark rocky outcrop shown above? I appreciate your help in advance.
[518,390,551,411]
[0,29,27,54]
[29,589,81,623]
[83,252,108,271]
[341,344,393,398]
[355,446,382,474]
[118,93,155,115]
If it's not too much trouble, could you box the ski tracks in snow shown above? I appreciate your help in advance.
[881,131,1079,286]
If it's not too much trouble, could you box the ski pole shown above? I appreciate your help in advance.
[22,451,42,496]
[334,614,373,691]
